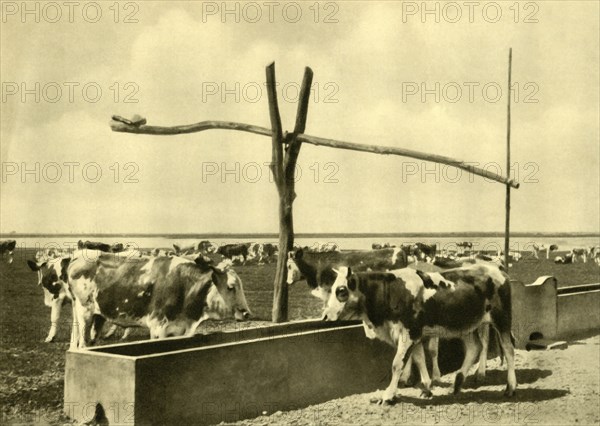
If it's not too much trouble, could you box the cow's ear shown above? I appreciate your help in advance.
[348,275,357,291]
[27,260,41,271]
[194,255,213,272]
[60,258,70,282]
[294,248,303,260]
[173,244,180,253]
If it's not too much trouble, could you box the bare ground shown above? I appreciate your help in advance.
[224,335,600,426]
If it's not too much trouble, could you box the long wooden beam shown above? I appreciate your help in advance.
[110,118,519,189]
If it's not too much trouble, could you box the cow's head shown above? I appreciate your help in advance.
[322,267,362,321]
[209,259,251,321]
[27,257,70,298]
[286,248,304,285]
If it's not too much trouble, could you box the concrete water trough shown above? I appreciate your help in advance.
[65,320,466,425]
[511,277,600,348]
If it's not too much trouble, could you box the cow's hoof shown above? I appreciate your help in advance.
[504,386,516,397]
[453,372,464,395]
[370,397,396,406]
[420,389,433,399]
[473,372,486,387]
[44,336,55,343]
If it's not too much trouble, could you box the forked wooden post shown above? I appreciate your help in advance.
[266,64,313,322]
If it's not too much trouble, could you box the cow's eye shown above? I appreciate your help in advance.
[336,286,349,302]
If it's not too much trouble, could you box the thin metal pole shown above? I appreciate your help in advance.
[505,48,512,268]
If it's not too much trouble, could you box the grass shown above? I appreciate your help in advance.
[0,248,598,424]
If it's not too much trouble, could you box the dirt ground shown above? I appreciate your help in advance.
[225,335,600,426]
[1,247,599,425]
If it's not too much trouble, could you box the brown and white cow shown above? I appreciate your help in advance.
[570,248,588,263]
[27,253,72,342]
[531,243,558,260]
[322,263,516,403]
[67,250,251,349]
[28,249,133,342]
[0,239,17,264]
[286,247,409,300]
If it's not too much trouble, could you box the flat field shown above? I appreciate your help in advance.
[0,248,598,424]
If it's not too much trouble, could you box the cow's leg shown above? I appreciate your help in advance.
[74,299,94,348]
[411,342,433,398]
[45,297,63,342]
[90,315,106,344]
[398,355,413,387]
[453,332,481,395]
[121,327,132,340]
[497,330,517,396]
[103,323,118,339]
[427,337,442,384]
[380,329,411,404]
[70,303,79,350]
[475,324,490,384]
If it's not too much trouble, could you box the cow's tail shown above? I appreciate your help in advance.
[489,324,515,365]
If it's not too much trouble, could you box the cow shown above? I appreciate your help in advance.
[287,247,409,300]
[27,253,72,342]
[413,243,437,263]
[28,250,133,342]
[590,246,600,266]
[217,243,249,264]
[372,243,395,250]
[456,242,473,254]
[67,250,251,348]
[570,248,588,263]
[554,254,573,264]
[151,248,175,257]
[0,239,16,264]
[531,243,558,260]
[322,263,516,403]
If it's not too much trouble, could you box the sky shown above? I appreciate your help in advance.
[1,1,599,234]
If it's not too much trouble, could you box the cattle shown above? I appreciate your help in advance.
[570,248,588,263]
[217,243,249,264]
[0,239,16,264]
[28,250,133,342]
[27,253,72,342]
[413,243,437,263]
[151,248,175,257]
[323,262,516,403]
[372,243,395,250]
[77,240,129,253]
[173,241,218,256]
[531,243,558,260]
[456,242,473,253]
[287,247,409,300]
[590,246,600,265]
[309,242,340,252]
[248,242,278,264]
[68,250,251,348]
[554,254,574,264]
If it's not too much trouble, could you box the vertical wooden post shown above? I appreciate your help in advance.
[504,48,512,269]
[267,64,313,323]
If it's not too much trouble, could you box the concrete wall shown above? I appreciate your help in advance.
[511,278,600,348]
[65,322,396,425]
